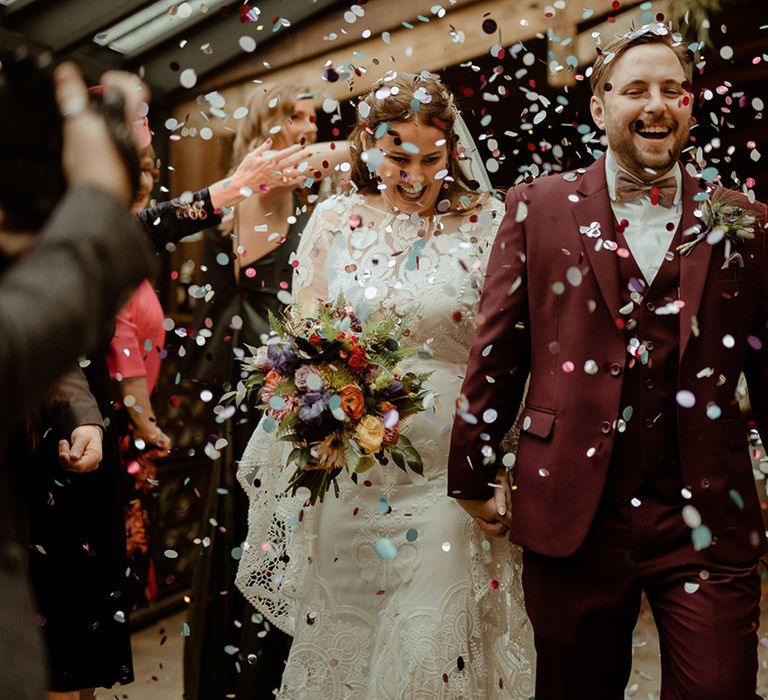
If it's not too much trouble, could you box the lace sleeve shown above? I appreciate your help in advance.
[291,196,348,307]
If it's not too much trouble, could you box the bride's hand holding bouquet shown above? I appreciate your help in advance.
[225,297,432,504]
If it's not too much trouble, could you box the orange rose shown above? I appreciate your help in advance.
[261,370,283,403]
[340,384,365,420]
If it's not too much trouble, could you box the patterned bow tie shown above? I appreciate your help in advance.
[614,170,677,208]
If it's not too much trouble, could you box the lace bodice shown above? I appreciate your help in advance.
[291,192,504,366]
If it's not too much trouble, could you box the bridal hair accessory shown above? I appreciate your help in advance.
[676,186,759,262]
[223,297,433,505]
[454,112,493,193]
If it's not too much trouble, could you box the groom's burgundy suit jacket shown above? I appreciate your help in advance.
[447,156,768,565]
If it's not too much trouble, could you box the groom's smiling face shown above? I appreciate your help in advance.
[590,42,693,182]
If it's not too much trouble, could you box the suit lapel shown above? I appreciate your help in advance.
[678,169,711,360]
[572,158,621,321]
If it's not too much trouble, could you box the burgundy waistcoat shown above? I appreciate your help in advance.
[603,221,684,504]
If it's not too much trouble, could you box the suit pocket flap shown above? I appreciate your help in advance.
[517,407,555,438]
[721,419,747,450]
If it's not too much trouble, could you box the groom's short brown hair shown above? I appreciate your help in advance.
[590,28,694,98]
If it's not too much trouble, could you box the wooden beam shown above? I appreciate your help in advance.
[172,0,630,132]
[186,0,489,99]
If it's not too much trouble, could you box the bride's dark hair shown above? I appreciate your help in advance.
[349,71,482,213]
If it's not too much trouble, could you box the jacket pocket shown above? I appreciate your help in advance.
[517,406,556,439]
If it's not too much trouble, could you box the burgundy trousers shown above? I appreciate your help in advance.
[521,485,761,700]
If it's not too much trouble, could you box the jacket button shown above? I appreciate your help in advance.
[646,301,656,311]
[610,363,622,377]
[644,418,655,429]
[600,421,612,435]
[701,478,711,489]
[645,379,655,390]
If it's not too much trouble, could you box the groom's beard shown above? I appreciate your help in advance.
[606,116,690,181]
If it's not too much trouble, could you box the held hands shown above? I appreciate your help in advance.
[58,424,103,473]
[456,468,514,537]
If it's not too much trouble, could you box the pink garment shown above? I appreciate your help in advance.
[107,279,166,392]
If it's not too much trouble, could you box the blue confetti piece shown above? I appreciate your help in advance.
[375,538,398,560]
[406,528,418,542]
[374,122,390,139]
[224,644,237,655]
[729,489,745,510]
[405,239,426,271]
[231,547,243,560]
[262,417,278,433]
[182,623,190,636]
[691,525,712,551]
[377,497,390,514]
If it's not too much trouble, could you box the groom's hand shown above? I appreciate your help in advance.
[456,469,514,537]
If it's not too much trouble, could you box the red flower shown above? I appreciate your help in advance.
[383,425,399,446]
[348,351,368,371]
[309,333,322,346]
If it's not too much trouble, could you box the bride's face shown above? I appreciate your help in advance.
[373,119,449,216]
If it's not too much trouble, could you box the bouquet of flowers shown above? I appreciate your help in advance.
[224,298,432,505]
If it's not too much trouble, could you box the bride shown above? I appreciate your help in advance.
[236,71,534,698]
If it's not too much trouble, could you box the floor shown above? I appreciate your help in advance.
[94,611,186,700]
[96,589,768,699]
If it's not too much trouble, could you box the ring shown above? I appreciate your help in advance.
[60,95,88,118]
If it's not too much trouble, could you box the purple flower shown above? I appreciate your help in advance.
[299,390,331,426]
[267,344,298,374]
[381,379,404,398]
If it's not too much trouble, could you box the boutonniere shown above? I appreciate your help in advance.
[676,187,758,263]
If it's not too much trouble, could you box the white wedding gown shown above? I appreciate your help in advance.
[236,191,535,698]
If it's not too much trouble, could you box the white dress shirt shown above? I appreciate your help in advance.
[605,152,683,285]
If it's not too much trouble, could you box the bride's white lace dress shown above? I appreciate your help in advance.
[236,191,535,699]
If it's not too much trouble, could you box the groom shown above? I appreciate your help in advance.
[447,24,767,699]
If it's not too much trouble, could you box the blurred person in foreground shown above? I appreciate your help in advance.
[0,50,153,699]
